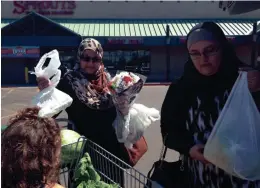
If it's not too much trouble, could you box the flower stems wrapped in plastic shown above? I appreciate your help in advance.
[109,71,160,149]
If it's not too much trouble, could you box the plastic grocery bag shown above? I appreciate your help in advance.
[204,71,260,180]
[31,50,73,118]
[113,103,160,149]
[126,103,161,148]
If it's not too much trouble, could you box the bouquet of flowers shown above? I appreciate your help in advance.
[108,71,152,148]
[108,71,146,112]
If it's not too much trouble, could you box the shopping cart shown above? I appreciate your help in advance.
[56,118,154,188]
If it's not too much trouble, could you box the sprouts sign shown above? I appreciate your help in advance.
[12,1,76,16]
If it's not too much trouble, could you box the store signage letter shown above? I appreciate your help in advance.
[13,1,76,15]
[2,46,40,58]
[107,38,144,45]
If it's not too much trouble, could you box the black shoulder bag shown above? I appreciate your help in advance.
[146,135,190,188]
[146,96,204,188]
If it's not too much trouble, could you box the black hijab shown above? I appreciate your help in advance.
[181,22,241,94]
[161,22,256,154]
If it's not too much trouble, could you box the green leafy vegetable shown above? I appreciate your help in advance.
[77,180,119,188]
[74,152,119,188]
[61,130,83,164]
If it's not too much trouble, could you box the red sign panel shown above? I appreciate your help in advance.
[107,38,144,45]
[2,46,40,58]
[13,1,76,16]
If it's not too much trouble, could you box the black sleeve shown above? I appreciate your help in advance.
[252,91,260,109]
[56,76,68,93]
[160,82,195,156]
[56,65,73,94]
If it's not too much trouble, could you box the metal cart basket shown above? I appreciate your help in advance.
[56,118,153,188]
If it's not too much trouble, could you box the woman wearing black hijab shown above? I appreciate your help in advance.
[161,22,260,187]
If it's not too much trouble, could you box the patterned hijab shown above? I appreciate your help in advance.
[66,38,114,110]
[76,38,104,67]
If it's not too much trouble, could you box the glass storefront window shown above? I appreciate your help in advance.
[103,50,151,75]
[59,50,77,69]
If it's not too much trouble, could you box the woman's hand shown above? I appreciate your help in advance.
[247,70,260,92]
[37,76,51,91]
[240,68,260,92]
[116,95,130,116]
[189,144,210,164]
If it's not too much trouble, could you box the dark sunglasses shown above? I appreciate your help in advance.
[80,56,101,63]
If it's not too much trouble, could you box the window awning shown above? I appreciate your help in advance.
[51,19,257,37]
[2,18,256,37]
[2,17,258,46]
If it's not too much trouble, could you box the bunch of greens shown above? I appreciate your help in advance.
[74,152,119,188]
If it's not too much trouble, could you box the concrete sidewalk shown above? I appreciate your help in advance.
[2,82,172,89]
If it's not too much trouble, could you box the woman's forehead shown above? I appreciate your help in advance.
[83,49,98,57]
[189,40,218,51]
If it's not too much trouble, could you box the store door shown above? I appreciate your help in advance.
[2,59,26,85]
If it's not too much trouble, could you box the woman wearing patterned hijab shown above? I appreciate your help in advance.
[37,38,130,186]
[160,22,260,187]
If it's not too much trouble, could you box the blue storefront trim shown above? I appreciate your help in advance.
[82,36,254,46]
[2,36,81,47]
[2,35,255,47]
[82,36,168,46]
[176,35,254,45]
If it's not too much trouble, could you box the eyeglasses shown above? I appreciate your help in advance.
[189,46,220,60]
[80,56,101,63]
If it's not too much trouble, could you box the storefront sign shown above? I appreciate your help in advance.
[106,38,144,45]
[12,1,76,16]
[178,36,236,44]
[2,46,40,58]
[179,37,187,44]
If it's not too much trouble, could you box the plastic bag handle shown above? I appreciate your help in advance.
[50,70,61,88]
[33,50,61,78]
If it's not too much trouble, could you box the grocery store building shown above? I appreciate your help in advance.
[1,1,260,85]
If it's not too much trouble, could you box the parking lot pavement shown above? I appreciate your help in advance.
[1,86,179,177]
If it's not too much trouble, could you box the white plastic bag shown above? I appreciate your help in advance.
[31,50,73,118]
[113,103,160,149]
[126,104,161,148]
[130,103,161,134]
[204,71,260,180]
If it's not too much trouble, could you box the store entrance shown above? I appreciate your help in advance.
[103,50,151,76]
